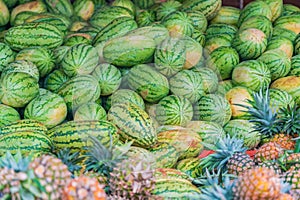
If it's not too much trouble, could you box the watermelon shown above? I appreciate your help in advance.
[53,45,70,65]
[57,75,101,113]
[0,119,47,136]
[269,88,295,112]
[63,33,92,46]
[149,142,179,169]
[191,67,219,94]
[274,14,300,34]
[182,36,203,69]
[4,22,63,51]
[224,119,261,149]
[24,89,67,128]
[156,0,182,21]
[91,63,122,96]
[206,46,240,80]
[0,72,39,108]
[193,94,232,126]
[264,0,283,21]
[210,6,240,26]
[272,27,297,42]
[132,0,155,9]
[282,4,300,16]
[205,23,237,40]
[186,10,207,32]
[107,102,157,148]
[267,36,294,58]
[217,80,233,96]
[154,37,186,77]
[0,0,9,26]
[44,0,73,18]
[290,55,300,76]
[127,146,155,166]
[0,42,14,72]
[161,11,194,37]
[204,34,232,56]
[294,33,300,55]
[232,28,268,61]
[225,86,253,120]
[257,49,291,81]
[103,35,156,67]
[191,29,205,47]
[127,64,169,103]
[105,89,145,110]
[232,60,271,92]
[154,168,190,180]
[169,70,204,104]
[44,69,69,93]
[136,10,156,27]
[239,15,273,39]
[155,95,193,126]
[181,0,222,20]
[0,104,20,128]
[1,60,39,81]
[15,46,56,78]
[111,0,136,15]
[73,0,95,21]
[73,102,107,121]
[176,157,202,178]
[61,44,98,77]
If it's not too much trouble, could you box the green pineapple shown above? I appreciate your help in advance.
[200,135,254,175]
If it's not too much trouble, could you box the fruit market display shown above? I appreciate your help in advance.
[0,0,300,199]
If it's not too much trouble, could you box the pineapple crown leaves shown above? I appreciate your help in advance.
[236,88,280,138]
[84,135,132,177]
[278,104,300,136]
[56,148,84,174]
[0,151,33,172]
[200,135,247,171]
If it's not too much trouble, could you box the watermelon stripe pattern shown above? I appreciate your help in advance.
[107,102,157,148]
[48,120,119,151]
[126,26,169,45]
[74,103,107,121]
[0,131,53,155]
[239,15,273,39]
[44,69,69,93]
[155,95,193,126]
[0,104,20,128]
[106,89,145,110]
[4,22,63,51]
[149,143,178,169]
[0,43,14,72]
[181,0,222,20]
[44,0,74,17]
[269,88,295,112]
[0,119,47,136]
[128,64,169,103]
[1,60,40,81]
[176,158,202,178]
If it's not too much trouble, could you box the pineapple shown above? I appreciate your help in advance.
[0,151,45,200]
[279,153,300,172]
[254,142,284,163]
[270,133,295,150]
[232,167,283,199]
[56,148,84,176]
[278,193,296,200]
[29,154,72,199]
[257,160,282,174]
[200,135,254,175]
[283,170,300,198]
[62,176,106,200]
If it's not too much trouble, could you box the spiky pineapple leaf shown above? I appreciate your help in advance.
[0,151,32,172]
[278,104,300,135]
[56,148,83,174]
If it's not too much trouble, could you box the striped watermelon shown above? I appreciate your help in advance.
[176,157,202,178]
[136,10,156,27]
[111,0,136,15]
[155,95,193,126]
[57,75,101,113]
[103,35,156,67]
[91,63,122,96]
[154,37,186,77]
[0,104,20,128]
[272,27,297,42]
[155,0,182,21]
[0,131,53,155]
[282,4,300,16]
[132,0,155,9]
[239,15,273,39]
[161,11,194,37]
[4,22,63,51]
[193,94,232,126]
[105,89,145,111]
[44,69,69,92]
[269,88,295,112]
[0,72,39,108]
[157,129,203,160]
[1,60,40,81]
[89,6,133,29]
[181,0,222,20]
[73,0,95,21]
[270,76,300,105]
[0,42,14,72]
[225,86,253,119]
[267,36,294,58]
[53,45,70,65]
[24,89,67,128]
[44,0,73,18]
[128,64,169,103]
[93,16,137,45]
[48,120,119,152]
[237,0,272,26]
[154,168,190,180]
[73,102,106,121]
[63,33,91,46]
[0,0,9,26]
[192,29,205,47]
[224,119,261,149]
[232,28,268,60]
[149,142,179,169]
[169,70,204,104]
[257,49,291,81]
[153,178,201,198]
[0,119,47,136]
[12,11,36,26]
[205,23,237,40]
[210,6,240,26]
[294,33,300,55]
[290,55,300,76]
[15,46,56,78]
[191,67,219,94]
[204,34,233,56]
[206,46,240,80]
[217,80,233,96]
[186,10,207,32]
[265,0,283,22]
[61,44,98,77]
[183,36,203,69]
[232,60,271,92]
[186,120,226,148]
[127,146,156,166]
[274,14,300,34]
[107,102,157,148]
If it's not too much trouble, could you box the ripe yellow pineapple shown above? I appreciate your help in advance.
[232,167,282,199]
[270,133,295,150]
[254,142,284,163]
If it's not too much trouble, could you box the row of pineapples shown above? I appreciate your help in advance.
[0,88,299,199]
